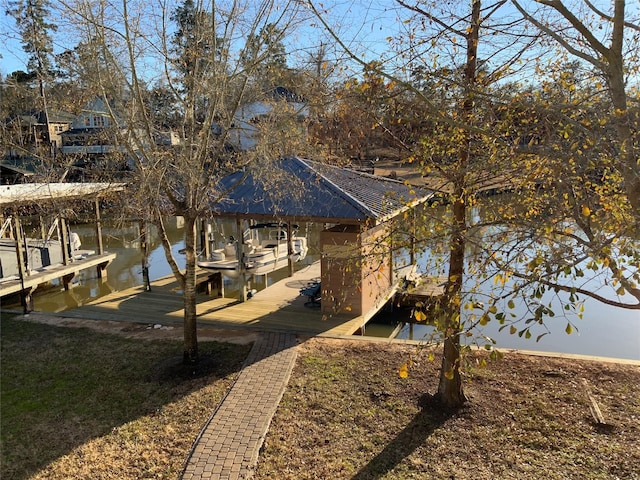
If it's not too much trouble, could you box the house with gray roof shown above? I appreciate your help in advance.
[227,87,308,151]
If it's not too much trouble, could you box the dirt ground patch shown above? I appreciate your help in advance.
[255,338,640,480]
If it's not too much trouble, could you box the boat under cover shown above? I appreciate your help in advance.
[197,223,308,278]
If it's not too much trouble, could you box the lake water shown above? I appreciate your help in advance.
[370,296,639,361]
[3,217,638,361]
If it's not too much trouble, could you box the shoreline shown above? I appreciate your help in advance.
[7,309,639,366]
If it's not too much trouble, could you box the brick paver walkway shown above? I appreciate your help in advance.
[180,332,298,480]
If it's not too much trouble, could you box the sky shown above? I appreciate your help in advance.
[1,6,28,76]
[0,0,402,78]
[0,0,566,82]
[2,1,637,82]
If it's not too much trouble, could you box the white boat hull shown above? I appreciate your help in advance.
[198,230,308,278]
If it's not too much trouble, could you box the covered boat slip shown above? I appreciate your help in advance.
[209,157,435,321]
[55,261,387,336]
[197,222,309,278]
[0,182,123,308]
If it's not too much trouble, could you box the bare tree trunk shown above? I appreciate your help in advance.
[183,215,199,365]
[436,0,480,409]
[607,0,640,217]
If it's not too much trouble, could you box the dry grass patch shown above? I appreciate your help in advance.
[1,315,251,480]
[255,338,640,480]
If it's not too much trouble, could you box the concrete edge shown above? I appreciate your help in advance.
[314,332,640,366]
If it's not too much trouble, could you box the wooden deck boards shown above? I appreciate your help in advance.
[58,262,368,337]
[0,252,117,297]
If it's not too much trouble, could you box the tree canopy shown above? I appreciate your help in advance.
[307,0,639,407]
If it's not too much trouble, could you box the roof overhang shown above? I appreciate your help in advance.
[210,157,434,226]
[0,164,35,177]
[0,182,126,206]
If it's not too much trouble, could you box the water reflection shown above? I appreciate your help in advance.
[5,215,638,360]
[3,217,323,312]
[371,248,640,361]
[373,296,640,361]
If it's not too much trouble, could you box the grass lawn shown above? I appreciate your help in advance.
[2,314,639,479]
[1,314,251,480]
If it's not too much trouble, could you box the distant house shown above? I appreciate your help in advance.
[58,97,141,181]
[4,110,74,158]
[61,97,122,156]
[62,97,182,154]
[44,111,76,150]
[228,86,308,151]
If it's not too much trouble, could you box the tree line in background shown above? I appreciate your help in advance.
[1,0,638,408]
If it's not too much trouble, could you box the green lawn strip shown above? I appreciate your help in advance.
[1,314,251,480]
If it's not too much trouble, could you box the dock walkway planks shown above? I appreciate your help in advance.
[0,252,116,298]
[58,262,368,337]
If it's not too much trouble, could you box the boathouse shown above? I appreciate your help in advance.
[0,182,124,311]
[210,157,433,320]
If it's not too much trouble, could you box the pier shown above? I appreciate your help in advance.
[0,182,124,311]
[0,252,116,298]
[55,262,402,337]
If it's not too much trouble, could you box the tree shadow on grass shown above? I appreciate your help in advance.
[351,394,458,480]
[0,317,251,480]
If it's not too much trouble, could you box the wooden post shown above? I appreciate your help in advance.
[62,272,76,290]
[39,215,46,241]
[287,221,294,277]
[13,215,28,275]
[198,217,205,259]
[410,207,416,266]
[204,219,211,260]
[213,271,224,297]
[237,216,246,302]
[140,220,151,291]
[389,220,394,285]
[59,216,70,265]
[197,218,213,295]
[96,261,109,280]
[94,199,104,255]
[13,213,33,312]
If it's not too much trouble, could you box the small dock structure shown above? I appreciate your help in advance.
[208,157,436,330]
[0,182,124,311]
[395,274,447,307]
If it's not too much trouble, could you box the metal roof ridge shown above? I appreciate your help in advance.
[295,157,378,220]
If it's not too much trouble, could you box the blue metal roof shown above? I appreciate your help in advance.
[212,157,433,224]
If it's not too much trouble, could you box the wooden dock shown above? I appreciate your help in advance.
[0,252,116,298]
[396,275,447,306]
[56,262,372,337]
